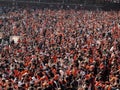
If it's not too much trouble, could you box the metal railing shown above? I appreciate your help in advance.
[0,0,119,4]
[0,0,119,11]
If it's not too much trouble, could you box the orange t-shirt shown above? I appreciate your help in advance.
[14,70,20,77]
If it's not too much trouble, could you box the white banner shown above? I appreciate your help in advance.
[10,36,21,43]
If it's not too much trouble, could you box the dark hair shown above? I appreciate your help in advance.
[7,88,14,90]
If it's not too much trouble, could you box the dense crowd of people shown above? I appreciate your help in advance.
[0,7,120,90]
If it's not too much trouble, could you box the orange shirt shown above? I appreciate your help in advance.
[14,70,20,77]
[66,69,71,75]
[53,55,57,63]
[72,68,78,76]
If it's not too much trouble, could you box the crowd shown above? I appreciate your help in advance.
[0,7,120,90]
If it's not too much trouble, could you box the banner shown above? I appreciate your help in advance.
[10,36,21,43]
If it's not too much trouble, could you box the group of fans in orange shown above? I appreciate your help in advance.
[0,7,120,90]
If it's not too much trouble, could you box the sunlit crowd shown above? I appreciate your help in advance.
[0,7,120,90]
